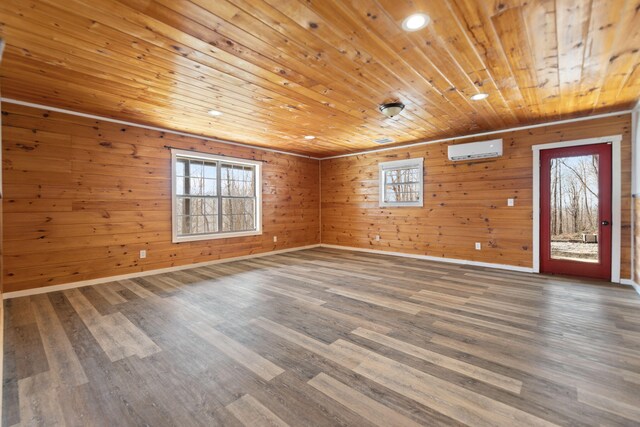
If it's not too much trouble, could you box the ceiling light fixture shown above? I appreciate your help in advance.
[304,135,316,140]
[470,93,489,101]
[208,109,223,116]
[402,13,430,31]
[379,102,405,118]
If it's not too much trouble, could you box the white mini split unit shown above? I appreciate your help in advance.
[447,139,503,161]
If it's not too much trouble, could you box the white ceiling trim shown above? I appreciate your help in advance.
[0,98,321,160]
[2,98,634,161]
[321,109,634,160]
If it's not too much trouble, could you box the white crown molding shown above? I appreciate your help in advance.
[3,98,635,161]
[3,244,321,299]
[0,98,321,160]
[320,110,634,160]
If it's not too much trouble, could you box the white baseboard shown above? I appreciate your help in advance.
[622,279,640,296]
[319,244,535,273]
[6,243,635,299]
[3,244,321,299]
[322,244,638,286]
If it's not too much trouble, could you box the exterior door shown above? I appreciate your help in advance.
[540,143,612,280]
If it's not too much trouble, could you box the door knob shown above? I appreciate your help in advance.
[601,220,610,226]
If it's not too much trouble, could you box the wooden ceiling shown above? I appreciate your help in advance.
[1,0,639,157]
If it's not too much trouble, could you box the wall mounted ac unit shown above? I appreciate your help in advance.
[447,139,503,161]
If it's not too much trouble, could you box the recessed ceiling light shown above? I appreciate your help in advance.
[304,135,316,140]
[470,93,489,101]
[402,13,430,31]
[208,109,222,116]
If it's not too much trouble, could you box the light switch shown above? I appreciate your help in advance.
[507,198,515,207]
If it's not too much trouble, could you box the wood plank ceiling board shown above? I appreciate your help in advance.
[0,0,638,157]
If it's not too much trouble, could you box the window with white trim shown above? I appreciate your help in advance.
[379,158,424,207]
[172,149,262,242]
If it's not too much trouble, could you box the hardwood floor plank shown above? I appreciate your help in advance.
[30,294,88,386]
[64,288,161,361]
[352,327,523,394]
[327,288,423,315]
[17,372,66,427]
[308,373,421,427]
[577,388,640,422]
[259,284,326,306]
[227,394,289,427]
[250,317,365,369]
[342,340,558,427]
[93,282,128,305]
[118,279,157,299]
[191,322,284,381]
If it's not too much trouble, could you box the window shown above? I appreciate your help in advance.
[379,158,424,207]
[171,149,262,242]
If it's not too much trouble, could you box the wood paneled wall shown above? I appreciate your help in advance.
[321,114,633,279]
[1,104,320,293]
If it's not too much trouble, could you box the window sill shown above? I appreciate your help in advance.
[172,230,262,243]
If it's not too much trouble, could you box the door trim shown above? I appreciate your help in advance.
[532,135,622,282]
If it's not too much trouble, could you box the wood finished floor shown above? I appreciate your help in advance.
[3,248,640,426]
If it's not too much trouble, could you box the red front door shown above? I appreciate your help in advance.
[540,143,612,280]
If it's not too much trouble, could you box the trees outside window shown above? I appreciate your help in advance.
[171,150,261,242]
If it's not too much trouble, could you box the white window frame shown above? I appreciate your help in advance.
[171,149,262,243]
[378,158,424,207]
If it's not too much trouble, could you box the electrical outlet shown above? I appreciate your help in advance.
[273,235,277,243]
[507,198,515,207]
[375,235,381,241]
[139,250,147,259]
[475,242,481,250]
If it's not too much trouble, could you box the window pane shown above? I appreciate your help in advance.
[222,198,255,231]
[385,190,396,202]
[385,170,395,183]
[221,164,231,196]
[222,198,242,215]
[204,215,218,233]
[243,167,254,183]
[189,161,204,178]
[385,167,421,186]
[549,155,600,263]
[205,198,217,216]
[176,178,186,196]
[204,163,217,178]
[177,215,191,236]
[176,197,186,216]
[221,164,255,197]
[189,177,201,195]
[230,182,242,197]
[176,159,186,177]
[186,197,215,216]
[203,179,216,196]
